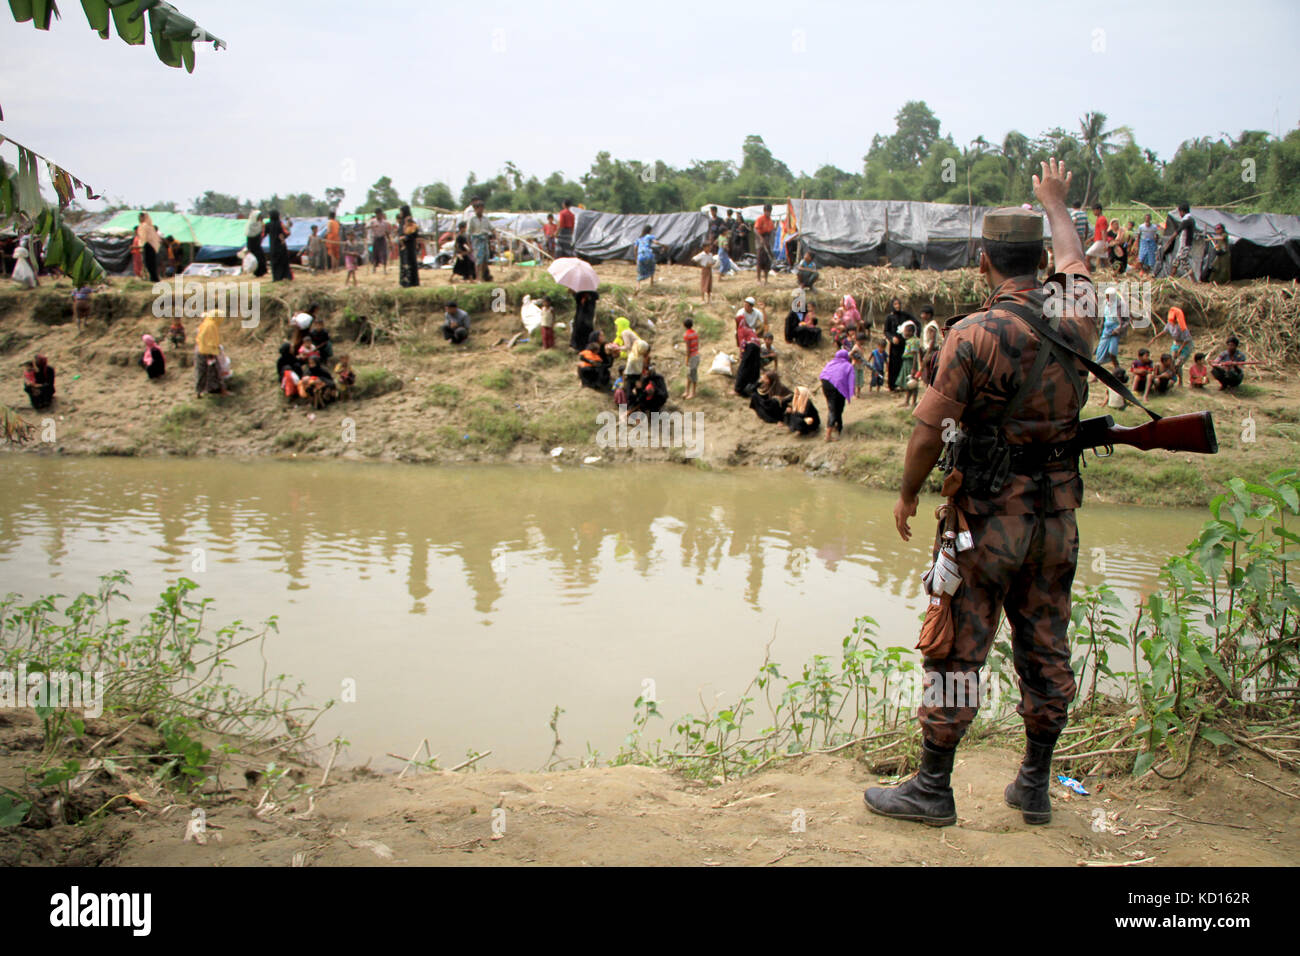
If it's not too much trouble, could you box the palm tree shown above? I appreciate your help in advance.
[1000,130,1032,201]
[1078,112,1134,206]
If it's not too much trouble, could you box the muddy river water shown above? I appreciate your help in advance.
[0,457,1207,768]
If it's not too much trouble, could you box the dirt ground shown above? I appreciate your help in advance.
[2,707,1295,867]
[3,263,1297,507]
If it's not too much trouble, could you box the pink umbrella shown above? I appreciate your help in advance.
[548,257,599,293]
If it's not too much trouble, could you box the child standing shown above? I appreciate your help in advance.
[849,332,868,397]
[539,298,556,349]
[72,285,92,331]
[334,353,356,399]
[692,242,717,303]
[869,339,887,392]
[343,235,361,286]
[168,316,186,348]
[682,317,700,400]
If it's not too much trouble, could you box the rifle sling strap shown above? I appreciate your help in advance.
[992,300,1162,423]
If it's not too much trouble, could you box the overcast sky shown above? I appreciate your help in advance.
[2,0,1296,211]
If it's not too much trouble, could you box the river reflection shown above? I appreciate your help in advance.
[0,457,1206,768]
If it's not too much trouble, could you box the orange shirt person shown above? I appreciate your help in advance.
[324,213,342,270]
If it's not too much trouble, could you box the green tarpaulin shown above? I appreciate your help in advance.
[90,209,250,249]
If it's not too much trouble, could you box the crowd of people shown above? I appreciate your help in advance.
[1094,293,1252,399]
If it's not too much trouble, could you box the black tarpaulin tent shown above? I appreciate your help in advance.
[1160,207,1300,281]
[573,210,708,263]
[797,199,1057,270]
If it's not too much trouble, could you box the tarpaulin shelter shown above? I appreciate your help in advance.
[1159,207,1300,281]
[573,210,708,263]
[83,209,251,261]
[796,199,1002,270]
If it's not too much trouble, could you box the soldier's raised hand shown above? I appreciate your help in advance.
[1032,158,1072,208]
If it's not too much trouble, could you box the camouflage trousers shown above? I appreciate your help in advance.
[918,509,1079,749]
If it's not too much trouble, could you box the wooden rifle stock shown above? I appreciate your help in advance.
[1077,411,1218,455]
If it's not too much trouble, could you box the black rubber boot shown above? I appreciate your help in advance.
[1004,733,1057,825]
[863,740,958,827]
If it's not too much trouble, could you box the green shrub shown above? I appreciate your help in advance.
[465,397,524,449]
[533,349,566,368]
[273,429,319,450]
[352,367,403,398]
[478,367,514,391]
[423,383,462,409]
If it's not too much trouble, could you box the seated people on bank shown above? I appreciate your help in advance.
[784,300,822,348]
[795,251,819,289]
[277,342,304,398]
[631,364,669,414]
[783,385,820,436]
[23,354,55,409]
[309,319,334,365]
[1130,348,1154,394]
[139,334,166,379]
[577,331,612,390]
[290,304,318,351]
[1211,336,1247,390]
[1150,353,1177,395]
[443,302,471,344]
[299,354,337,407]
[334,354,356,399]
[749,370,791,423]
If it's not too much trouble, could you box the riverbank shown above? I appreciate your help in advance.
[2,706,1295,866]
[3,265,1297,508]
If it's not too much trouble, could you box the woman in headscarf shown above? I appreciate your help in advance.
[783,385,820,436]
[729,213,749,261]
[882,297,914,392]
[841,294,862,332]
[784,297,821,348]
[276,341,304,398]
[245,211,267,277]
[733,339,763,397]
[577,330,612,390]
[749,370,791,424]
[452,222,476,281]
[266,210,292,282]
[397,204,420,287]
[570,290,598,350]
[139,334,166,379]
[195,311,229,397]
[136,213,162,282]
[819,349,855,441]
[24,354,55,409]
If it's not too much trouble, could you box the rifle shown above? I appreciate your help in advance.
[1076,411,1218,456]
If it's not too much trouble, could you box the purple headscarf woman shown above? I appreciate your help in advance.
[819,349,855,442]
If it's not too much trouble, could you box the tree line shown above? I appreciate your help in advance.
[178,101,1299,218]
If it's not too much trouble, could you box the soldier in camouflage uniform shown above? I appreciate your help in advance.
[864,160,1097,827]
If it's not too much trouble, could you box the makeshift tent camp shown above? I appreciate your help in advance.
[1157,207,1300,281]
[83,210,251,261]
[795,199,1001,270]
[573,210,707,263]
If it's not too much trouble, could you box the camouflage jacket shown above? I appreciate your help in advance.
[914,271,1099,515]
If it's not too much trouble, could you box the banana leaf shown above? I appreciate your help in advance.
[9,0,223,67]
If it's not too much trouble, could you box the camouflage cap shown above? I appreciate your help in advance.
[982,207,1043,242]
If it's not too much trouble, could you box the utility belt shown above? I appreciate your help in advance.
[940,429,1079,500]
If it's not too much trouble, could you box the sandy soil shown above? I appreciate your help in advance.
[2,264,1295,507]
[2,708,1295,867]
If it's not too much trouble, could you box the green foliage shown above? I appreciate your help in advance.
[351,367,402,399]
[0,572,326,814]
[477,367,513,391]
[422,382,461,409]
[10,0,225,73]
